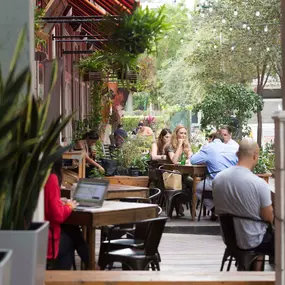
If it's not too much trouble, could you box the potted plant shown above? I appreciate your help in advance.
[0,250,12,285]
[253,148,273,183]
[0,30,72,285]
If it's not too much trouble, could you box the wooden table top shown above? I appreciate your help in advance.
[162,164,207,176]
[65,201,158,227]
[108,184,149,191]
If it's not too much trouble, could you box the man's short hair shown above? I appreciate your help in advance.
[212,132,225,142]
[117,123,123,128]
[220,125,232,134]
[237,139,258,158]
[86,131,99,141]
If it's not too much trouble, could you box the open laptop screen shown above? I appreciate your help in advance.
[74,179,109,206]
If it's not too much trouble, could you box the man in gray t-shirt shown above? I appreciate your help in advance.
[213,139,274,252]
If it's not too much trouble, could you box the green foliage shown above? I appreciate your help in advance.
[34,7,46,48]
[113,136,152,172]
[0,30,72,230]
[102,6,169,56]
[133,92,149,110]
[121,115,167,133]
[193,83,263,139]
[253,143,275,174]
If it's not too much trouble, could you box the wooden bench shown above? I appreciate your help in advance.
[45,271,274,284]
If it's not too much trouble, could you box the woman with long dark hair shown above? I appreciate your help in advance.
[45,156,89,270]
[151,128,172,160]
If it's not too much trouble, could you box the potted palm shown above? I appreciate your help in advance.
[0,30,72,285]
[0,250,12,285]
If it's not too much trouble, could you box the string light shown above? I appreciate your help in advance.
[264,26,268,32]
[247,26,250,30]
[164,35,168,39]
[178,30,181,34]
[256,11,260,17]
[242,23,247,29]
[222,19,226,24]
[180,39,184,43]
[231,46,235,51]
[267,47,270,51]
[214,45,217,49]
[229,27,233,31]
[248,47,252,51]
[209,7,213,12]
[234,10,238,16]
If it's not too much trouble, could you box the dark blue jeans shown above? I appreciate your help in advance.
[55,225,89,270]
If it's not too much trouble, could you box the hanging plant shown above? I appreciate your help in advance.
[34,6,46,49]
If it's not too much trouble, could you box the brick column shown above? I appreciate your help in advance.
[273,111,285,285]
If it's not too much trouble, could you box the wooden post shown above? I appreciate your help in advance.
[273,112,285,285]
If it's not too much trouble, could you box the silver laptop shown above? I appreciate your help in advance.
[73,178,109,209]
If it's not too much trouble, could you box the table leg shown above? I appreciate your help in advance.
[78,161,83,179]
[87,226,96,270]
[82,156,86,178]
[191,176,197,221]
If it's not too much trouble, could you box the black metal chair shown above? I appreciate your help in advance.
[98,217,154,269]
[197,171,221,221]
[156,167,192,218]
[105,217,168,270]
[219,214,270,271]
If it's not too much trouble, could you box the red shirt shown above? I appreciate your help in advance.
[44,174,72,259]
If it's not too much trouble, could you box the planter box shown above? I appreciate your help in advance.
[106,175,149,187]
[0,222,49,285]
[0,250,12,285]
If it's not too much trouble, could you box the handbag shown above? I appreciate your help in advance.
[163,171,182,190]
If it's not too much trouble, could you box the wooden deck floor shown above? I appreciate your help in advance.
[82,232,226,272]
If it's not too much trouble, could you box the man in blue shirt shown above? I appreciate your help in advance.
[190,132,238,219]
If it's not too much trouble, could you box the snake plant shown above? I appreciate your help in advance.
[0,29,72,230]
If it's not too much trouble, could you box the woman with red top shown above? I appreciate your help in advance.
[45,157,88,270]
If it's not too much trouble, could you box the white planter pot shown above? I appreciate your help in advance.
[0,250,12,285]
[0,222,49,285]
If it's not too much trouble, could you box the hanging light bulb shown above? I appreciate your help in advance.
[231,46,235,51]
[256,11,260,16]
[201,13,205,17]
[234,9,238,16]
[248,47,252,51]
[164,35,168,39]
[198,43,201,47]
[178,30,181,34]
[229,27,233,31]
[180,39,184,43]
[214,45,217,49]
[264,26,268,32]
[247,26,250,30]
[213,27,217,32]
[267,47,270,52]
[209,7,213,12]
[222,19,226,24]
[242,23,247,29]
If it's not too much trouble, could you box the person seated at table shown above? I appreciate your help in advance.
[75,131,105,176]
[137,122,154,137]
[190,132,238,221]
[45,156,89,270]
[114,123,128,147]
[213,139,274,268]
[219,125,239,153]
[151,128,172,160]
[166,125,193,216]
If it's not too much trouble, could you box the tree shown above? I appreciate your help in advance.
[193,83,263,139]
[189,0,281,145]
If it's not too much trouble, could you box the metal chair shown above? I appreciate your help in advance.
[219,214,270,271]
[105,217,168,270]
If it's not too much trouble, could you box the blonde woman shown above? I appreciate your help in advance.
[166,125,192,164]
[166,125,193,217]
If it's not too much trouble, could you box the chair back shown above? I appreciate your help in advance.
[219,214,238,250]
[144,217,168,255]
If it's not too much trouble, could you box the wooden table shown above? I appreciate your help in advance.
[107,184,149,199]
[64,201,158,270]
[63,151,86,179]
[61,184,149,200]
[162,164,207,221]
